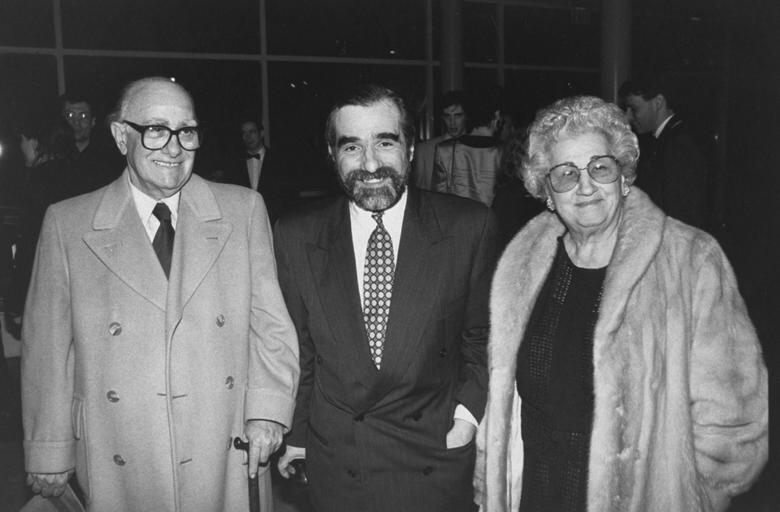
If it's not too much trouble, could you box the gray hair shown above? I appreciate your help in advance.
[522,95,639,200]
[107,76,194,124]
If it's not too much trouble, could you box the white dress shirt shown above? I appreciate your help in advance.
[348,189,477,426]
[246,146,266,191]
[129,174,180,242]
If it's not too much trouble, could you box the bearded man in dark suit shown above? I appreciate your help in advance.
[274,84,498,512]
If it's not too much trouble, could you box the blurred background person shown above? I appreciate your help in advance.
[9,118,75,322]
[411,90,467,191]
[476,96,767,512]
[618,73,710,229]
[432,92,502,206]
[60,91,122,196]
[491,130,544,250]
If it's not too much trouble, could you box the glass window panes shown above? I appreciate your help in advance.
[463,2,498,63]
[267,0,425,59]
[0,0,55,47]
[505,6,599,67]
[60,0,261,53]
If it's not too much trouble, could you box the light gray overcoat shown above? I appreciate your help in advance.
[22,171,299,512]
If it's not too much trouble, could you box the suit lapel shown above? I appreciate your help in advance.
[308,198,381,393]
[166,175,232,332]
[82,174,168,311]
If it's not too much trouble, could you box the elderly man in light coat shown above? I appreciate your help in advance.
[21,76,299,512]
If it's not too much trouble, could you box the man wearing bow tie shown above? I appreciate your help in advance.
[220,117,290,222]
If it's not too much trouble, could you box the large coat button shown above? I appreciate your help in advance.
[106,390,120,403]
[225,376,234,389]
[216,314,226,327]
[113,454,126,466]
[108,322,122,336]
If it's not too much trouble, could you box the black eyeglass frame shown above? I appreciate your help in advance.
[122,120,203,151]
[546,154,622,193]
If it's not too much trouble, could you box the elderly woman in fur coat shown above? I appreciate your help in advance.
[474,96,767,512]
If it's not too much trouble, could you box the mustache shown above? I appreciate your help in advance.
[346,167,399,181]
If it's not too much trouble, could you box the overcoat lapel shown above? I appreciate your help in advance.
[82,172,168,311]
[166,175,232,334]
[308,197,381,395]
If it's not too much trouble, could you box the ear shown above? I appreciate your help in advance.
[326,145,334,161]
[653,94,666,111]
[110,121,128,155]
[409,142,415,161]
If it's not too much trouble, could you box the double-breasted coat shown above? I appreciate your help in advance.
[273,188,498,512]
[22,171,300,512]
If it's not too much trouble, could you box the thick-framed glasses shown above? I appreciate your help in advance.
[64,111,92,122]
[123,120,202,151]
[547,155,621,193]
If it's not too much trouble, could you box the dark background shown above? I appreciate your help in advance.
[0,0,777,509]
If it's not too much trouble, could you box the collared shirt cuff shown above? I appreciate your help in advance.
[454,404,478,427]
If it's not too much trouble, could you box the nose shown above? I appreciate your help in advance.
[163,133,183,156]
[362,145,380,172]
[576,167,596,194]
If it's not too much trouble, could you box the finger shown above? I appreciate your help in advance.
[248,441,261,477]
[51,483,66,497]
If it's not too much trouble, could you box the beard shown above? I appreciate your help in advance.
[338,165,409,212]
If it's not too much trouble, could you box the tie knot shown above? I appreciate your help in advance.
[152,202,172,222]
[371,211,384,226]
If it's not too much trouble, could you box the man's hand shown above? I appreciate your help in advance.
[446,418,476,449]
[245,419,284,478]
[277,445,306,479]
[26,471,72,497]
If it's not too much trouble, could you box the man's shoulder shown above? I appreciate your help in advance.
[276,194,343,229]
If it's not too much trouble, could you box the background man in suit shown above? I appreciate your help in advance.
[22,76,299,511]
[60,92,123,195]
[218,116,293,223]
[619,74,710,228]
[411,90,468,191]
[274,84,497,512]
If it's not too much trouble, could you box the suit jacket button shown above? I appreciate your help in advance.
[316,355,323,365]
[216,314,226,327]
[346,469,357,478]
[108,322,122,336]
[106,390,120,403]
[438,347,448,357]
[113,454,126,466]
[225,376,235,389]
[422,466,434,475]
[353,413,364,422]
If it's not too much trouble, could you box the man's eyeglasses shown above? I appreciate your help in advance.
[123,121,202,151]
[64,111,92,122]
[547,155,621,193]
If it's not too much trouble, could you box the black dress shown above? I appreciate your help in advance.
[515,237,606,512]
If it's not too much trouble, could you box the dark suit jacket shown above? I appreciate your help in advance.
[636,116,710,228]
[273,188,498,512]
[220,148,292,222]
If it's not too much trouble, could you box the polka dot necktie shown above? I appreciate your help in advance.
[362,212,395,369]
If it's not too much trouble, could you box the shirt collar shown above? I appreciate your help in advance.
[128,173,181,229]
[653,114,675,139]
